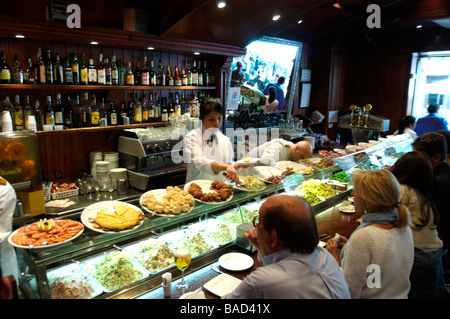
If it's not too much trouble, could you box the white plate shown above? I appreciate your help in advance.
[339,206,356,214]
[8,220,84,250]
[184,180,234,204]
[234,176,266,192]
[203,273,242,297]
[276,161,307,171]
[236,157,260,164]
[80,200,144,234]
[139,188,195,216]
[251,166,284,181]
[218,252,254,271]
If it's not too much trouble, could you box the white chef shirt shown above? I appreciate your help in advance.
[183,127,235,183]
[0,177,19,281]
[248,138,293,165]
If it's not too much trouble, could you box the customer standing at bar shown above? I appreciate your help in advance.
[326,169,414,299]
[414,103,448,136]
[222,194,350,299]
[183,97,240,184]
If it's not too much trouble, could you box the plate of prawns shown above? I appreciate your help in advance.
[8,219,84,249]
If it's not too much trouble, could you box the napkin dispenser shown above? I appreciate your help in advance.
[236,222,257,253]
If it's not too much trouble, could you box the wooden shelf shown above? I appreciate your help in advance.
[35,122,168,135]
[0,84,217,90]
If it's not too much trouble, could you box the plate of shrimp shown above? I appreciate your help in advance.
[8,219,84,249]
[184,180,234,204]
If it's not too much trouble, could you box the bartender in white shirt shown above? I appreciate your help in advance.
[0,177,19,282]
[248,139,313,166]
[184,98,240,184]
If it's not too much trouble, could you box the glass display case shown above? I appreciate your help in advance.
[13,134,413,299]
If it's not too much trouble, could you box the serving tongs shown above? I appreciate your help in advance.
[319,234,332,241]
[222,172,246,188]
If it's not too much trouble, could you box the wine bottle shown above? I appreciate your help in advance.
[192,60,198,86]
[134,93,142,123]
[44,49,53,85]
[23,95,33,130]
[141,56,150,85]
[12,54,23,84]
[111,56,119,85]
[79,52,88,85]
[54,93,64,126]
[37,48,46,84]
[64,57,73,84]
[24,58,35,84]
[108,102,118,126]
[158,60,165,86]
[64,95,73,128]
[197,60,203,86]
[161,97,169,122]
[104,58,112,85]
[0,51,12,84]
[88,58,97,85]
[166,65,174,86]
[34,100,44,131]
[150,59,156,86]
[71,52,79,85]
[134,61,141,86]
[97,54,106,85]
[91,94,99,126]
[53,53,64,85]
[13,95,24,130]
[126,61,134,85]
[45,95,55,125]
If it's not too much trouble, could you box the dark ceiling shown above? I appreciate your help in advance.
[4,0,450,49]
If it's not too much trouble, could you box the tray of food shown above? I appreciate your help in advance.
[276,161,315,176]
[185,180,233,204]
[251,166,284,183]
[190,218,236,245]
[140,186,195,216]
[299,157,338,170]
[51,182,79,200]
[234,175,266,192]
[83,250,150,293]
[124,239,176,274]
[80,201,145,233]
[294,179,337,206]
[8,218,84,249]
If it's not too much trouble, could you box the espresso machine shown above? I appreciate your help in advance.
[338,104,390,144]
[117,129,187,191]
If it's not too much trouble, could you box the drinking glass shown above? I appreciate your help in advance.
[174,248,191,291]
[92,178,102,200]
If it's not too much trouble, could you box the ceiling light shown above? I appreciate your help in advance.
[15,35,25,38]
[333,3,342,9]
[298,20,303,24]
[90,41,99,45]
[272,14,281,21]
[194,52,200,55]
[217,1,226,8]
[416,25,423,29]
[148,46,155,50]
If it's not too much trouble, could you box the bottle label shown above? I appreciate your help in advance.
[135,109,142,122]
[91,111,100,125]
[198,75,203,86]
[46,116,55,125]
[168,78,174,86]
[112,69,119,83]
[80,69,88,83]
[55,112,63,124]
[142,110,148,122]
[14,111,24,127]
[192,73,198,85]
[65,70,73,83]
[162,113,168,122]
[175,79,182,86]
[72,65,78,72]
[141,72,149,85]
[89,69,98,82]
[98,70,106,84]
[1,69,11,80]
[126,74,134,85]
[182,77,188,86]
[110,113,117,125]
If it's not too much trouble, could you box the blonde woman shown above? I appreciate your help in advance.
[326,169,414,298]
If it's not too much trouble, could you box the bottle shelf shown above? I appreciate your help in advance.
[0,84,216,90]
[35,122,169,135]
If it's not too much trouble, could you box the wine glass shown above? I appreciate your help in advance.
[174,248,191,292]
[92,178,102,200]
[85,176,94,199]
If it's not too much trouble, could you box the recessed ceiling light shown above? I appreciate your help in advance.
[90,41,99,45]
[194,52,200,55]
[15,35,25,38]
[416,25,423,29]
[273,14,281,21]
[217,1,226,8]
[333,3,342,9]
[148,46,155,50]
[298,20,303,24]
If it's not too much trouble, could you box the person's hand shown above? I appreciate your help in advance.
[244,228,260,251]
[225,165,239,184]
[326,238,341,263]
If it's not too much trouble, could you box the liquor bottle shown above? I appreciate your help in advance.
[0,51,12,84]
[105,58,112,85]
[72,94,82,128]
[186,60,192,86]
[79,52,88,85]
[134,61,141,86]
[13,95,24,130]
[161,97,169,122]
[24,58,35,84]
[166,65,174,86]
[23,95,33,130]
[99,97,107,121]
[150,59,156,86]
[142,95,148,123]
[64,95,73,129]
[126,61,134,85]
[141,56,149,85]
[197,60,203,86]
[119,103,127,124]
[53,53,64,85]
[154,92,161,121]
[192,60,198,86]
[180,92,186,114]
[45,95,55,125]
[108,102,118,126]
[37,48,46,84]
[34,100,44,131]
[203,60,210,86]
[54,93,64,126]
[148,92,155,122]
[174,66,182,86]
[71,52,79,85]
[168,94,175,117]
[82,92,91,127]
[111,56,119,85]
[88,58,97,85]
[12,54,23,84]
[43,49,53,85]
[157,60,165,86]
[64,57,73,84]
[133,93,142,123]
[181,67,188,86]
[97,54,106,85]
[91,94,99,126]
[127,101,135,124]
[175,92,181,115]
[118,58,125,86]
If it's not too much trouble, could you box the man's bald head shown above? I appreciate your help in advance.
[259,195,319,254]
[290,141,313,161]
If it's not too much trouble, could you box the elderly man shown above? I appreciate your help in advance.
[222,195,350,299]
[247,138,312,166]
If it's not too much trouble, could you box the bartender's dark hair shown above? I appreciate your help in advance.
[261,195,319,254]
[199,97,223,120]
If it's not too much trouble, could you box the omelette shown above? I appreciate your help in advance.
[95,205,142,231]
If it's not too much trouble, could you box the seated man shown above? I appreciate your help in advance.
[248,139,312,165]
[222,195,350,299]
